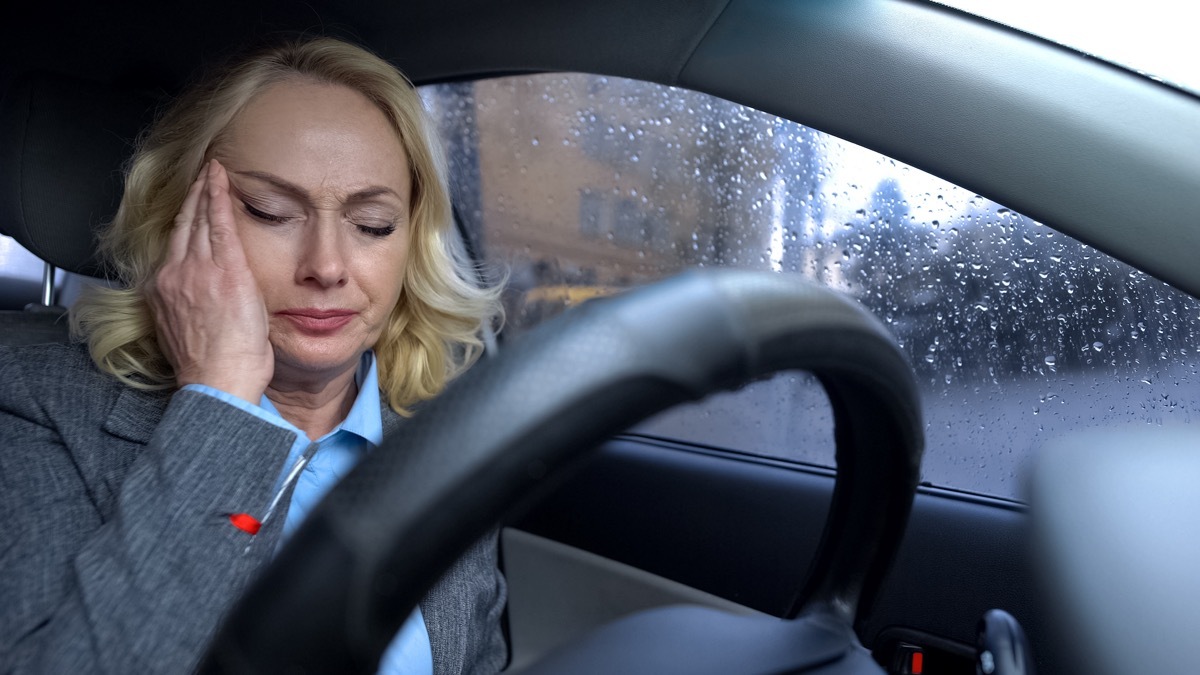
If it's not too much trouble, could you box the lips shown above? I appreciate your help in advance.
[276,309,358,333]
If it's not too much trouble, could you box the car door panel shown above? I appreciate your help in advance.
[507,437,1049,671]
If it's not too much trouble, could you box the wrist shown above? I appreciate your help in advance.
[177,373,267,406]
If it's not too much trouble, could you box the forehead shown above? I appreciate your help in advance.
[217,79,411,198]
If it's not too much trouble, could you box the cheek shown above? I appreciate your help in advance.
[367,240,409,310]
[235,220,288,299]
[389,240,411,299]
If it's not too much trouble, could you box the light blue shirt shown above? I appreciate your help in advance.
[183,352,432,675]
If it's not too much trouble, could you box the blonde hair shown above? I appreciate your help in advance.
[70,36,501,414]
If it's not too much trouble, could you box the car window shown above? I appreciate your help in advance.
[421,74,1200,501]
[0,235,49,310]
[0,235,95,309]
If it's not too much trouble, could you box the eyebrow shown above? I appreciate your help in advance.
[231,170,404,204]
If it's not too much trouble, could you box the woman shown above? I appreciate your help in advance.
[0,37,506,674]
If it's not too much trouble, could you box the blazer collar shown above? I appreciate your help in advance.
[382,398,415,437]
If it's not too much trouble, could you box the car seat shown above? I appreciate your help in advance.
[0,72,156,345]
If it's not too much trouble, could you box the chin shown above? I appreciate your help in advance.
[272,340,368,378]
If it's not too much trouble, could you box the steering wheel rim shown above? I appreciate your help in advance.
[200,269,924,673]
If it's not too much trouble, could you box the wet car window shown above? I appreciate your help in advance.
[421,74,1200,500]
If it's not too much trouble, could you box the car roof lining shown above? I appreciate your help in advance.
[1,0,1197,298]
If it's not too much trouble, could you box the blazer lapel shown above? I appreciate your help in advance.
[380,397,463,673]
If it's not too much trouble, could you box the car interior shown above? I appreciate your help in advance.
[2,1,1198,674]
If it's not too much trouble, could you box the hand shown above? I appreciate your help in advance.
[147,159,274,404]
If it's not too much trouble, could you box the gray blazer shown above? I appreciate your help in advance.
[0,342,507,674]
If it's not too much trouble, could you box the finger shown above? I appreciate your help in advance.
[187,160,215,259]
[167,162,209,264]
[207,160,248,269]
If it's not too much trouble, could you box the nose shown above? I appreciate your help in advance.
[296,216,349,288]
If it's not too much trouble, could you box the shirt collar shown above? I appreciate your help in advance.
[341,351,384,447]
[260,351,384,447]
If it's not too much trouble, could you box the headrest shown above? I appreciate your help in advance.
[0,73,158,278]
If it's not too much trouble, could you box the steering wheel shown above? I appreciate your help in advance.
[199,269,924,674]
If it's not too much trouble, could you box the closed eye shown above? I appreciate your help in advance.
[356,223,397,237]
[242,195,396,236]
[243,201,289,224]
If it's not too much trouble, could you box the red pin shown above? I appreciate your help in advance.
[228,513,262,535]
